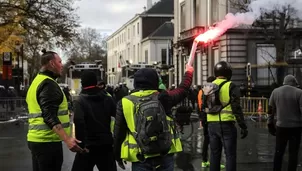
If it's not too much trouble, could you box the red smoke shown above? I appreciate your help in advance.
[195,27,221,43]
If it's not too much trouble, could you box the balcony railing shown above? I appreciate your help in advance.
[179,26,205,41]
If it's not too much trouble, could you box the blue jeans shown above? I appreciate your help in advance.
[132,154,174,171]
[208,122,237,171]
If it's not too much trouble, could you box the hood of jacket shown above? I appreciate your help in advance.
[283,75,299,87]
[133,68,159,90]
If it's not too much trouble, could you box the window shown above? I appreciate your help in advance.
[212,0,219,23]
[133,25,135,37]
[137,23,139,35]
[128,48,130,59]
[133,45,136,61]
[195,0,200,26]
[213,48,220,64]
[161,49,167,64]
[180,3,186,31]
[145,50,148,63]
[256,44,276,85]
[137,44,140,62]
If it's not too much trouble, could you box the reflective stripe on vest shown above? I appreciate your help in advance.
[26,74,70,142]
[120,90,182,162]
[207,79,236,122]
[28,110,68,119]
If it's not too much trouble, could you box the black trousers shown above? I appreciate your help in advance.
[190,100,196,110]
[28,141,63,171]
[201,123,210,162]
[208,122,237,171]
[274,127,302,171]
[71,145,117,171]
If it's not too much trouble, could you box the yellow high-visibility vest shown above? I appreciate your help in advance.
[26,74,70,142]
[207,79,236,122]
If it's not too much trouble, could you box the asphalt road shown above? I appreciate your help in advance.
[0,120,301,171]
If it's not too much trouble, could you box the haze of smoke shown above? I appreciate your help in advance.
[198,0,302,42]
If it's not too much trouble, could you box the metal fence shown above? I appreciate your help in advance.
[0,96,268,121]
[240,97,269,122]
[0,98,28,123]
[240,97,269,115]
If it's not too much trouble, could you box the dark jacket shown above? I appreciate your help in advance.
[113,71,193,161]
[199,82,247,129]
[73,87,116,147]
[189,88,198,101]
[36,70,64,129]
[114,86,128,103]
[106,86,114,96]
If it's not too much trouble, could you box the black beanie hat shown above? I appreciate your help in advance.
[81,71,97,88]
[134,68,159,90]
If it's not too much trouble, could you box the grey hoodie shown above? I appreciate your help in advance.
[268,75,302,127]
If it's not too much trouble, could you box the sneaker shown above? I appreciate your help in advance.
[201,161,210,168]
[201,162,225,169]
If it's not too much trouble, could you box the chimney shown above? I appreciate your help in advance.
[147,0,153,10]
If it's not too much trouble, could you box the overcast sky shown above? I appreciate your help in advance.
[74,0,160,35]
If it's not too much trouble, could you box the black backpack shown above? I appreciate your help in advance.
[203,81,229,114]
[125,93,172,158]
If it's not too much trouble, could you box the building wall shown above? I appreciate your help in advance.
[142,39,172,64]
[107,16,142,84]
[173,0,255,86]
[141,40,151,63]
[107,15,174,84]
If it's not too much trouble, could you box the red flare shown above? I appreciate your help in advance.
[195,27,222,43]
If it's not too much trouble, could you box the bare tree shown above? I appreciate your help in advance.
[65,28,107,62]
[229,0,300,85]
[23,35,47,82]
[62,28,108,82]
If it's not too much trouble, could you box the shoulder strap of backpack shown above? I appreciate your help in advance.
[218,81,228,91]
[218,81,231,107]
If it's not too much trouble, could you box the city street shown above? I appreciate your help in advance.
[0,120,301,171]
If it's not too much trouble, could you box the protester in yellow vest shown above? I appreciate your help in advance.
[205,61,248,171]
[114,64,193,171]
[26,49,84,171]
[197,76,225,169]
